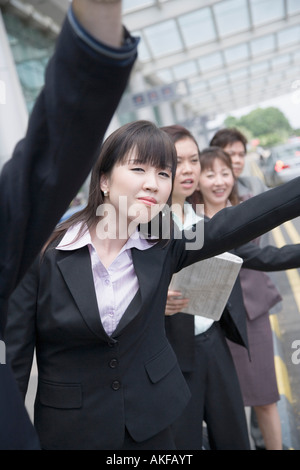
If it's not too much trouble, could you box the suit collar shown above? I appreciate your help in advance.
[57,243,166,340]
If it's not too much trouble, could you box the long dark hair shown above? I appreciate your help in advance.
[45,120,177,249]
[189,146,240,208]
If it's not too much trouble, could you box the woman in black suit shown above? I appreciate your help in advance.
[5,120,300,450]
[0,0,138,450]
[163,126,300,450]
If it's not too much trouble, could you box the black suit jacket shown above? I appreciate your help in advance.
[166,238,300,373]
[0,17,136,449]
[5,181,300,449]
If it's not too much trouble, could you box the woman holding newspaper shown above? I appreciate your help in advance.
[163,126,300,450]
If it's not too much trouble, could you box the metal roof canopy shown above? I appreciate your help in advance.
[2,0,300,122]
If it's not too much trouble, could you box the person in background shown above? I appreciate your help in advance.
[209,127,268,199]
[191,147,287,450]
[5,119,300,450]
[209,127,275,449]
[162,125,250,450]
[0,0,138,450]
[163,126,300,450]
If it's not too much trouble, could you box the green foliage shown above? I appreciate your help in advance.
[223,107,293,147]
[224,116,238,128]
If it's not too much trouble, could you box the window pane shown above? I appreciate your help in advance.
[144,20,183,57]
[214,0,250,37]
[132,31,151,61]
[209,75,228,88]
[198,52,224,72]
[293,51,300,62]
[229,68,248,81]
[3,12,54,113]
[250,34,275,56]
[189,80,207,94]
[250,0,285,26]
[287,0,300,14]
[272,54,291,69]
[250,62,269,76]
[251,77,265,88]
[179,8,216,47]
[278,25,300,47]
[156,69,174,83]
[173,61,198,80]
[123,0,155,12]
[224,43,249,64]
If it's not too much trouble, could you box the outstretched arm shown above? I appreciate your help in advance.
[72,0,123,47]
[234,241,300,271]
[176,176,300,270]
[0,0,138,303]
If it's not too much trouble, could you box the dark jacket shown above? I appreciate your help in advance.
[0,16,137,450]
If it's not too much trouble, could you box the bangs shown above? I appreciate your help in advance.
[117,122,177,178]
[199,147,233,173]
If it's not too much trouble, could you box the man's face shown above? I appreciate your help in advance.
[223,141,246,178]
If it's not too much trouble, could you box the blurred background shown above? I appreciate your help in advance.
[1,1,299,159]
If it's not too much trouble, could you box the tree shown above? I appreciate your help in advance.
[224,107,293,147]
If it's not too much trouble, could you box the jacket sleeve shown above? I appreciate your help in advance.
[174,176,300,271]
[0,14,138,300]
[234,241,300,271]
[4,259,40,399]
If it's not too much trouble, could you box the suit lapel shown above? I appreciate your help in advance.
[57,247,109,341]
[113,244,165,336]
[132,244,165,302]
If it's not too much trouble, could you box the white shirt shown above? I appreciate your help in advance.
[173,203,214,335]
[56,223,152,336]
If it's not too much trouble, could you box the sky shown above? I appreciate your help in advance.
[210,92,300,131]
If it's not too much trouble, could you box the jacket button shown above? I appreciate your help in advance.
[109,358,118,368]
[111,380,121,391]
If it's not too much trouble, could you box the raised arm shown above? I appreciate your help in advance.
[0,0,138,301]
[72,0,123,47]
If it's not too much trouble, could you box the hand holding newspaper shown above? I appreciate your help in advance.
[169,252,243,321]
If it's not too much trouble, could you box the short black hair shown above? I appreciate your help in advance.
[210,128,247,153]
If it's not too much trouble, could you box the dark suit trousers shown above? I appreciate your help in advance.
[170,323,251,450]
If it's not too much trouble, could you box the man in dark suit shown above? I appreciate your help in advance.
[0,0,138,449]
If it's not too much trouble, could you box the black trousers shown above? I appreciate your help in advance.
[170,322,250,450]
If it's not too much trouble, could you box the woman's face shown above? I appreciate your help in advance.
[198,157,235,208]
[100,148,173,227]
[172,137,200,202]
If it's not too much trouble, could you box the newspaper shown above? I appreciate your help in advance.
[169,252,243,320]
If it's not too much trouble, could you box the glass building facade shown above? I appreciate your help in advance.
[2,11,55,114]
